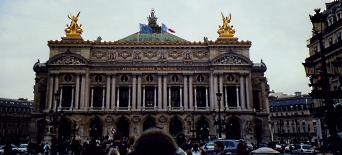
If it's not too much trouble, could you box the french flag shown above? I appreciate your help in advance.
[161,23,175,33]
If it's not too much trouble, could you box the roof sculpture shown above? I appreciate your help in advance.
[64,11,83,38]
[217,12,236,38]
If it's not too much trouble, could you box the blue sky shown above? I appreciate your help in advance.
[0,0,328,100]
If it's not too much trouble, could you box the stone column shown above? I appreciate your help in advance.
[236,85,240,109]
[194,86,197,110]
[180,85,183,109]
[128,86,131,110]
[163,75,167,110]
[106,75,111,110]
[90,87,94,109]
[116,86,120,109]
[132,75,137,110]
[84,73,90,111]
[205,86,209,110]
[111,75,116,110]
[80,73,86,110]
[102,86,105,109]
[142,86,146,110]
[70,86,74,110]
[239,74,245,109]
[224,85,228,109]
[158,74,162,110]
[183,74,188,110]
[48,74,54,110]
[209,73,214,110]
[54,74,59,110]
[154,86,157,110]
[58,87,63,109]
[213,74,218,110]
[168,85,171,110]
[245,74,250,109]
[137,75,142,110]
[219,73,224,109]
[189,75,193,110]
[75,74,80,109]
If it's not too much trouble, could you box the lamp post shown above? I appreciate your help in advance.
[49,91,62,155]
[212,90,226,139]
[190,111,196,138]
[303,8,340,152]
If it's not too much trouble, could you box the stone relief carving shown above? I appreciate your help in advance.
[105,116,114,123]
[158,50,167,60]
[132,116,141,123]
[158,115,167,123]
[107,50,116,60]
[133,50,142,60]
[193,51,207,59]
[38,78,47,87]
[169,51,182,59]
[215,56,247,64]
[183,50,192,60]
[51,56,85,65]
[143,51,157,59]
[252,77,261,89]
[119,51,132,59]
[93,51,107,59]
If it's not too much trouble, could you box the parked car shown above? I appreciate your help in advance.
[292,144,315,154]
[201,139,238,155]
[16,144,28,153]
[284,144,295,153]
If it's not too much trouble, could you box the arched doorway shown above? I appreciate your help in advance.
[116,118,129,138]
[196,118,209,141]
[58,118,71,143]
[143,118,156,131]
[89,116,103,140]
[226,118,241,139]
[169,118,182,136]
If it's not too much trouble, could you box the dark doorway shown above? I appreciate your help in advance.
[227,86,237,107]
[226,118,241,139]
[196,118,209,141]
[62,86,72,108]
[89,116,103,140]
[116,118,129,138]
[36,119,46,144]
[169,118,182,136]
[255,119,262,143]
[58,118,71,143]
[143,119,156,131]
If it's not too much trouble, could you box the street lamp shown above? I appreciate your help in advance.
[212,90,226,139]
[303,8,340,152]
[49,91,62,155]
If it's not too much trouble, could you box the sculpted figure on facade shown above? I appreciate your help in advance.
[133,50,142,60]
[108,51,117,60]
[158,50,167,60]
[217,12,235,38]
[64,12,83,37]
[183,50,192,60]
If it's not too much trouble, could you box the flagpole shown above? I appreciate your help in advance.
[138,23,140,42]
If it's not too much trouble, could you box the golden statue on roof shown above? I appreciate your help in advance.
[217,12,235,38]
[64,12,83,38]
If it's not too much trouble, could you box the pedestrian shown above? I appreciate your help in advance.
[43,143,51,155]
[213,141,224,155]
[24,143,41,155]
[186,137,206,155]
[127,128,179,155]
[175,132,187,155]
[237,139,244,155]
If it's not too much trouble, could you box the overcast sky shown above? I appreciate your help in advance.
[0,0,329,100]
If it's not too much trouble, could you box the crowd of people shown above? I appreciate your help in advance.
[1,129,257,155]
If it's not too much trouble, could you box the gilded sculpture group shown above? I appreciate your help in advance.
[217,12,236,38]
[64,12,83,38]
[63,11,235,38]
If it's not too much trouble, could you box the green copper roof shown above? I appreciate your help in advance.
[118,32,188,42]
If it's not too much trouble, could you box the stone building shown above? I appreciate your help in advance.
[32,10,270,144]
[269,92,316,144]
[0,98,33,145]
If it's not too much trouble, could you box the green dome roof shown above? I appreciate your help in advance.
[118,32,188,42]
